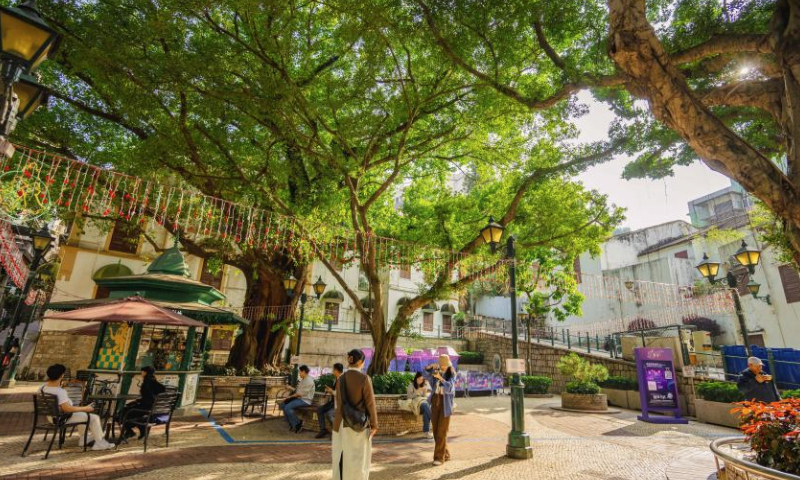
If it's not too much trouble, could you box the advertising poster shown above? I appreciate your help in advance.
[635,347,687,424]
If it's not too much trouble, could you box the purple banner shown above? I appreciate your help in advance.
[635,347,687,424]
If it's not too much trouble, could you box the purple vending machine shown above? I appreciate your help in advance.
[635,347,688,424]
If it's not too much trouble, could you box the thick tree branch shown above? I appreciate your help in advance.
[670,34,772,65]
[534,21,567,70]
[698,79,783,121]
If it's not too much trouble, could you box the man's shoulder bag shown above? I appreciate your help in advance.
[339,373,369,432]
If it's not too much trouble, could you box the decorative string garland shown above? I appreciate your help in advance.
[0,144,513,285]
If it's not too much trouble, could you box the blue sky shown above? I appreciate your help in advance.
[573,91,732,230]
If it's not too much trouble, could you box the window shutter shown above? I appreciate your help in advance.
[778,265,800,304]
[200,260,223,290]
[423,312,433,331]
[108,222,138,254]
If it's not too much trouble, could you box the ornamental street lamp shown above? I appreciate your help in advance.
[0,223,54,387]
[482,216,532,460]
[312,276,326,299]
[0,1,59,138]
[746,279,771,305]
[695,253,721,284]
[734,240,761,274]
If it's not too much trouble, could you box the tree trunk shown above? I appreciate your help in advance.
[228,261,309,371]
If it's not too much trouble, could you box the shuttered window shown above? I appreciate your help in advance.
[674,250,689,259]
[108,222,138,254]
[442,314,452,334]
[778,265,800,304]
[423,312,434,331]
[324,302,339,325]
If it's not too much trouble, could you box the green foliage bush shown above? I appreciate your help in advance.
[371,372,414,395]
[237,364,263,377]
[599,375,638,391]
[202,364,237,376]
[565,381,601,395]
[520,375,551,394]
[557,353,609,392]
[781,389,800,399]
[457,351,484,364]
[316,374,336,393]
[695,381,744,403]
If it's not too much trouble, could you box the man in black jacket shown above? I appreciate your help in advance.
[737,356,780,403]
[315,363,343,439]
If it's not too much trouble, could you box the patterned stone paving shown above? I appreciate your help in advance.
[0,382,736,479]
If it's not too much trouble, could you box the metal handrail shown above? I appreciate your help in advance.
[710,437,800,480]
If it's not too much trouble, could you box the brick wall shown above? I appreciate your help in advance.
[465,331,697,416]
[26,331,95,379]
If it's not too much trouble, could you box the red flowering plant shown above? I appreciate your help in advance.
[733,399,800,474]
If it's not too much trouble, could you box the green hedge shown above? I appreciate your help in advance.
[458,351,484,364]
[782,389,800,399]
[696,381,744,403]
[520,375,551,394]
[565,381,601,395]
[599,375,638,391]
[316,374,337,393]
[372,372,414,395]
[202,364,237,376]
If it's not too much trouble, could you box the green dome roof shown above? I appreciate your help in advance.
[92,262,134,280]
[146,243,190,278]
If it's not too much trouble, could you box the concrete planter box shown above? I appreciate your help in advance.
[524,393,554,398]
[603,388,629,409]
[296,393,423,436]
[561,392,608,411]
[695,399,740,428]
[627,390,642,411]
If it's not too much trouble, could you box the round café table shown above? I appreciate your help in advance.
[87,393,140,438]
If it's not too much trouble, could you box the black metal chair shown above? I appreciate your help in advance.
[22,393,90,459]
[200,377,234,420]
[241,383,267,420]
[271,385,294,416]
[119,391,180,453]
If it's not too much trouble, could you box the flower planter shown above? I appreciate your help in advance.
[694,399,739,428]
[603,388,629,409]
[561,392,608,411]
[710,437,796,480]
[197,375,287,400]
[524,393,554,398]
[626,390,642,411]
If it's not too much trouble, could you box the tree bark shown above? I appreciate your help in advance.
[227,260,308,371]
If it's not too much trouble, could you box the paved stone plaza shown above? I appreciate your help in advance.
[0,383,735,479]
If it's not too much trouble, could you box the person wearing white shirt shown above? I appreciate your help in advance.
[39,364,114,451]
[280,365,316,433]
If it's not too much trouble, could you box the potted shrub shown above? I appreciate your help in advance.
[599,375,639,409]
[520,375,552,398]
[727,398,800,476]
[557,353,610,411]
[694,381,743,428]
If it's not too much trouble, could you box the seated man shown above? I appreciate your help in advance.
[737,356,780,403]
[280,365,315,433]
[40,364,114,451]
[315,362,343,438]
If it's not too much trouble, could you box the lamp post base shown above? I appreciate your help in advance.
[506,381,533,459]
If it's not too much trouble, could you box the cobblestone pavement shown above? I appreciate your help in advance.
[0,383,736,479]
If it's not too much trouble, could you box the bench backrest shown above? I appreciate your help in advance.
[151,391,179,416]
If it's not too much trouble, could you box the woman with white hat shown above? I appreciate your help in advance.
[423,354,456,466]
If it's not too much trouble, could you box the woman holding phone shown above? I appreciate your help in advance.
[332,349,378,480]
[423,354,456,466]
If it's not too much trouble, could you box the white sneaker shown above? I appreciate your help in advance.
[433,460,443,466]
[78,436,93,447]
[91,440,115,451]
[425,431,434,439]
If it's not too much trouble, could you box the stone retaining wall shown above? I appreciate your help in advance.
[465,331,697,416]
[296,330,468,370]
[197,376,288,400]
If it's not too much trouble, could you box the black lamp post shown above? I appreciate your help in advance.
[0,223,53,387]
[0,1,59,138]
[284,274,326,385]
[695,247,761,356]
[482,216,532,460]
